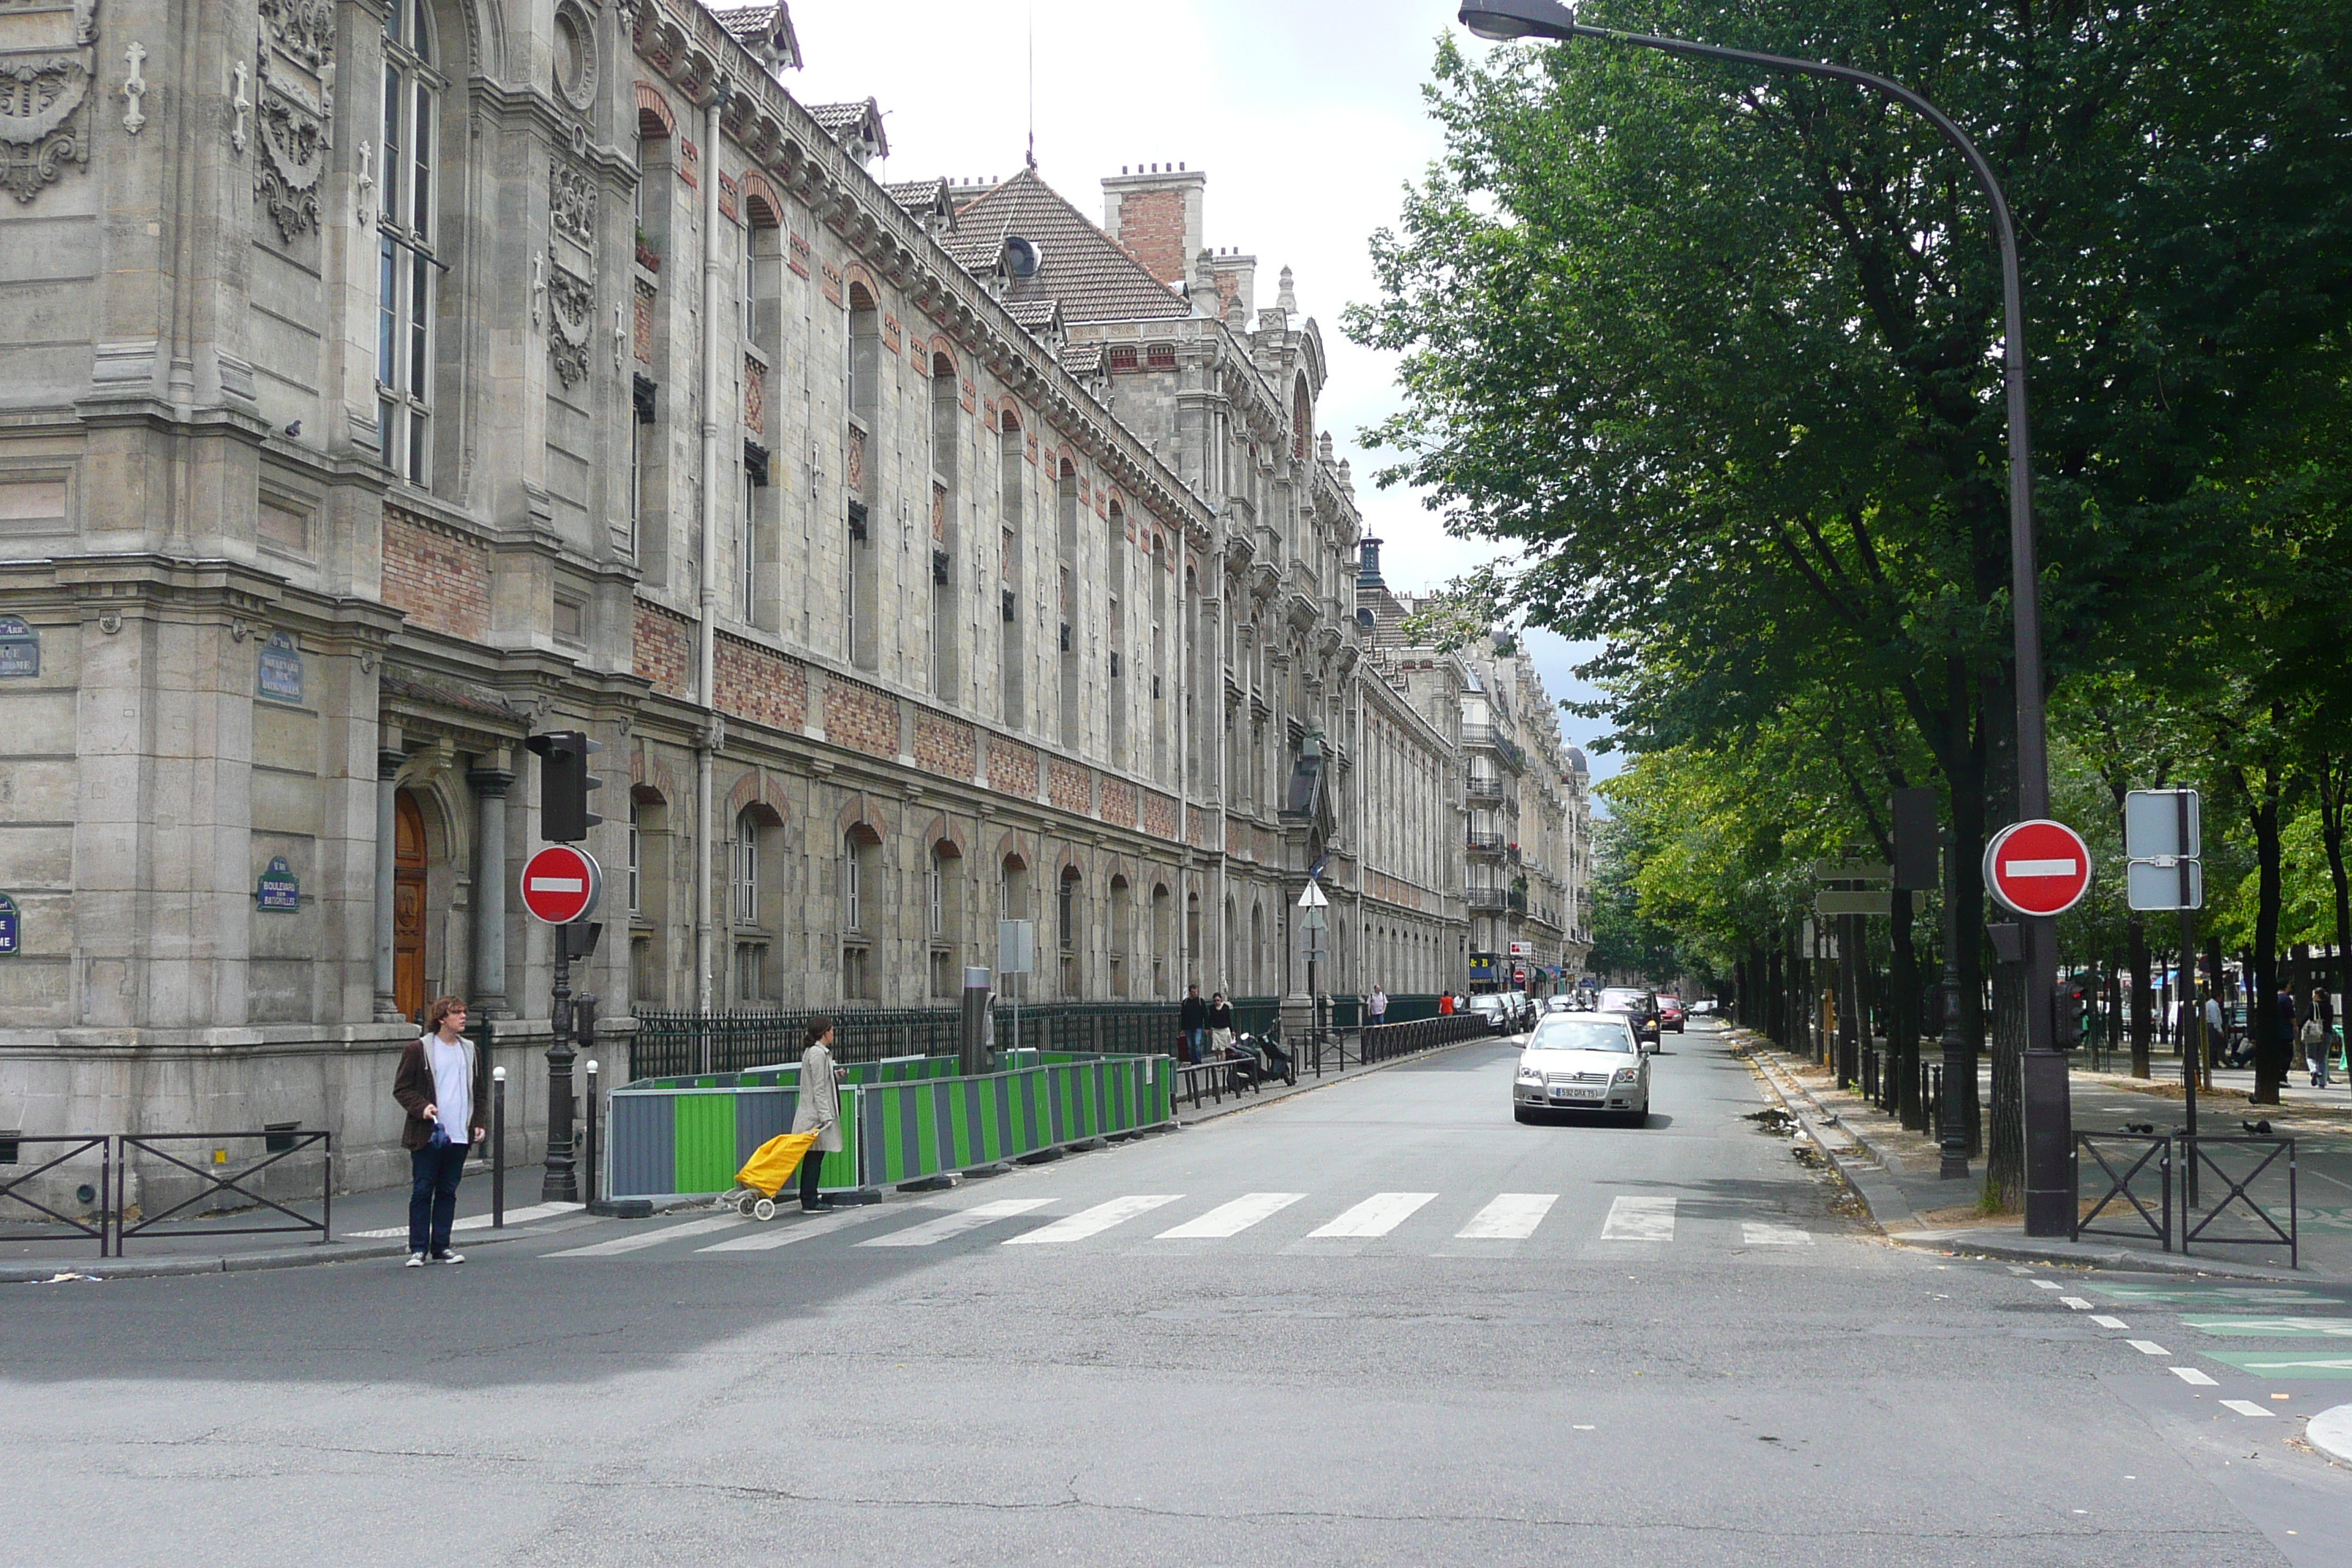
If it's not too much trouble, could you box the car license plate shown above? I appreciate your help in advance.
[1553,1086,1603,1101]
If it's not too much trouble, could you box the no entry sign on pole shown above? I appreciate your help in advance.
[1983,820,2092,917]
[521,843,602,925]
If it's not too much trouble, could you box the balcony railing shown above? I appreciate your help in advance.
[1466,777,1506,802]
[1461,724,1526,772]
[1467,831,1505,856]
[1467,886,1507,911]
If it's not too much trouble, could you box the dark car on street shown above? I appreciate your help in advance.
[1596,986,1662,1048]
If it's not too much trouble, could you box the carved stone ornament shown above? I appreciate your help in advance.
[254,0,336,241]
[551,159,597,249]
[547,263,595,386]
[0,0,97,203]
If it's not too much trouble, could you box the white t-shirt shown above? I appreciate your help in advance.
[426,1036,472,1145]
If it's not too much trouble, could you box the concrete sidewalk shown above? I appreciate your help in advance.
[1729,1028,2351,1285]
[0,1161,601,1283]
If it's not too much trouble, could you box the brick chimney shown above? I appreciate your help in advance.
[1102,164,1206,286]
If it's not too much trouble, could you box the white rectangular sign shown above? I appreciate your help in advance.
[997,919,1035,974]
[1509,941,1533,957]
[2125,789,2201,861]
[2127,858,2204,911]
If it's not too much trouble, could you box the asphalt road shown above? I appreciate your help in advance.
[8,1021,2350,1567]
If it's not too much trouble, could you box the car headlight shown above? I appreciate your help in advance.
[1516,1063,1545,1083]
[1613,1066,1639,1083]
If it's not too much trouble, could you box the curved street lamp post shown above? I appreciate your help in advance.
[1460,0,2070,1232]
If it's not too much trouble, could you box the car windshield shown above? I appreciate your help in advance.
[1658,997,1681,1009]
[1529,1018,1635,1053]
[1597,990,1649,1011]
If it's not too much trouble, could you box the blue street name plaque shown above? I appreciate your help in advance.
[0,616,37,679]
[257,630,304,704]
[257,856,301,911]
[0,892,19,955]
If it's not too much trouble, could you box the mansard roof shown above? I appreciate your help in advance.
[943,168,1191,325]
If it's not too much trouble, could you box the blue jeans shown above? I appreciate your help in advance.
[1185,1028,1207,1064]
[409,1142,469,1256]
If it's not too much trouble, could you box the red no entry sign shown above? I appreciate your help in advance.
[1984,819,2093,917]
[520,843,602,924]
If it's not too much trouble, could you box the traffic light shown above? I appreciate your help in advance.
[1891,786,1940,891]
[527,729,603,843]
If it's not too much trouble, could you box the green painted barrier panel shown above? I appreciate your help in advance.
[674,1093,737,1194]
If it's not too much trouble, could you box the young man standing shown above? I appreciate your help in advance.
[393,995,491,1267]
[1179,984,1209,1065]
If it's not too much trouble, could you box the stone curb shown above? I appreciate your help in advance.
[1731,1032,1920,1231]
[2309,1404,2352,1467]
[1,1214,601,1284]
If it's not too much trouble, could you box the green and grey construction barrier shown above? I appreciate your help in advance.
[606,1049,1176,1202]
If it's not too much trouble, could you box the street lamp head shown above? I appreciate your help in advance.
[1459,0,1577,42]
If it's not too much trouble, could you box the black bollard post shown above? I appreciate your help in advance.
[491,1065,506,1229]
[583,1058,599,1209]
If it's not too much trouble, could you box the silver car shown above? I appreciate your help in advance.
[1512,1012,1651,1125]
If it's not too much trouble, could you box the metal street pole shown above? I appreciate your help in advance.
[1460,0,2062,1226]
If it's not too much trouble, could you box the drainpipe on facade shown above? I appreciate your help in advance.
[693,83,728,1013]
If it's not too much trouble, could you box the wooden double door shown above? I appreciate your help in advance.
[394,791,429,1022]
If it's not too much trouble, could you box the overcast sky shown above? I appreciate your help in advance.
[786,0,1620,781]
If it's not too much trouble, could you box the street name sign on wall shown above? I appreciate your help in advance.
[520,843,601,924]
[0,892,18,955]
[255,856,300,911]
[1984,819,2093,917]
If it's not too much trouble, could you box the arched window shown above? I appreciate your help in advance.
[1150,882,1172,996]
[732,804,780,1003]
[1058,865,1082,998]
[930,352,961,699]
[377,0,443,485]
[998,410,1025,725]
[1109,875,1131,998]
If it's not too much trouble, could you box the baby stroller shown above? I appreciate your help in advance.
[719,1131,819,1221]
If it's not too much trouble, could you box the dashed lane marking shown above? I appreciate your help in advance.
[2220,1400,2275,1418]
[1456,1194,1560,1240]
[2127,1341,2171,1356]
[1155,1192,1305,1239]
[1308,1192,1438,1238]
[1005,1194,1183,1245]
[1740,1222,1812,1246]
[859,1198,1050,1248]
[546,1215,745,1257]
[1600,1196,1676,1242]
[2171,1367,2220,1386]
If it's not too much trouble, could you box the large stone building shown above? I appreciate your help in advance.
[0,0,1463,1184]
[1356,550,1593,991]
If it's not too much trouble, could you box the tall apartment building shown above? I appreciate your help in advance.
[1356,546,1593,991]
[0,0,1460,1180]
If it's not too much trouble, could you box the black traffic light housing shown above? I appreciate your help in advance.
[527,729,603,843]
[1891,786,1940,892]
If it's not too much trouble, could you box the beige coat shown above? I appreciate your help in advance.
[791,1041,844,1153]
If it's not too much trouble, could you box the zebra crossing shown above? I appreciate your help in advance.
[540,1190,1825,1260]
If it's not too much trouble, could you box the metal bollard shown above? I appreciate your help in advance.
[491,1065,506,1229]
[583,1059,599,1209]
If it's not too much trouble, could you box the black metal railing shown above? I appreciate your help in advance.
[2072,1131,2171,1253]
[2181,1135,2297,1269]
[0,1135,112,1256]
[630,1001,1186,1080]
[114,1131,333,1253]
[1360,1014,1489,1064]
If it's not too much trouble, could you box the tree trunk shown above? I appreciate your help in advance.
[2249,767,2288,1105]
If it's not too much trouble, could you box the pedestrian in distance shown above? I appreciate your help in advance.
[2304,988,2332,1090]
[1438,992,1454,1017]
[1368,984,1388,1028]
[1180,984,1209,1064]
[1207,990,1236,1054]
[393,995,491,1267]
[792,1016,843,1212]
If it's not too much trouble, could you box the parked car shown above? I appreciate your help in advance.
[1656,995,1686,1033]
[1596,986,1662,1048]
[1687,998,1717,1017]
[1512,1011,1651,1125]
[1543,995,1580,1014]
[1507,990,1537,1029]
[1468,994,1515,1034]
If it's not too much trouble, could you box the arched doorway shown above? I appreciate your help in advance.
[394,790,429,1022]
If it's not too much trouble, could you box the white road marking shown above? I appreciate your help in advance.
[696,1206,887,1251]
[349,1200,584,1239]
[1741,1222,1811,1246]
[2171,1367,2219,1386]
[1308,1192,1438,1238]
[2059,1297,2094,1310]
[2220,1400,2274,1418]
[1156,1192,1304,1239]
[859,1198,1050,1247]
[2091,1315,2129,1329]
[2031,1279,2063,1291]
[2127,1341,2171,1356]
[1456,1194,1560,1240]
[1600,1196,1676,1242]
[1005,1194,1183,1245]
[546,1215,744,1256]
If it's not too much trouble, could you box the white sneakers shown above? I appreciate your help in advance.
[405,1252,426,1267]
[405,1250,465,1267]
